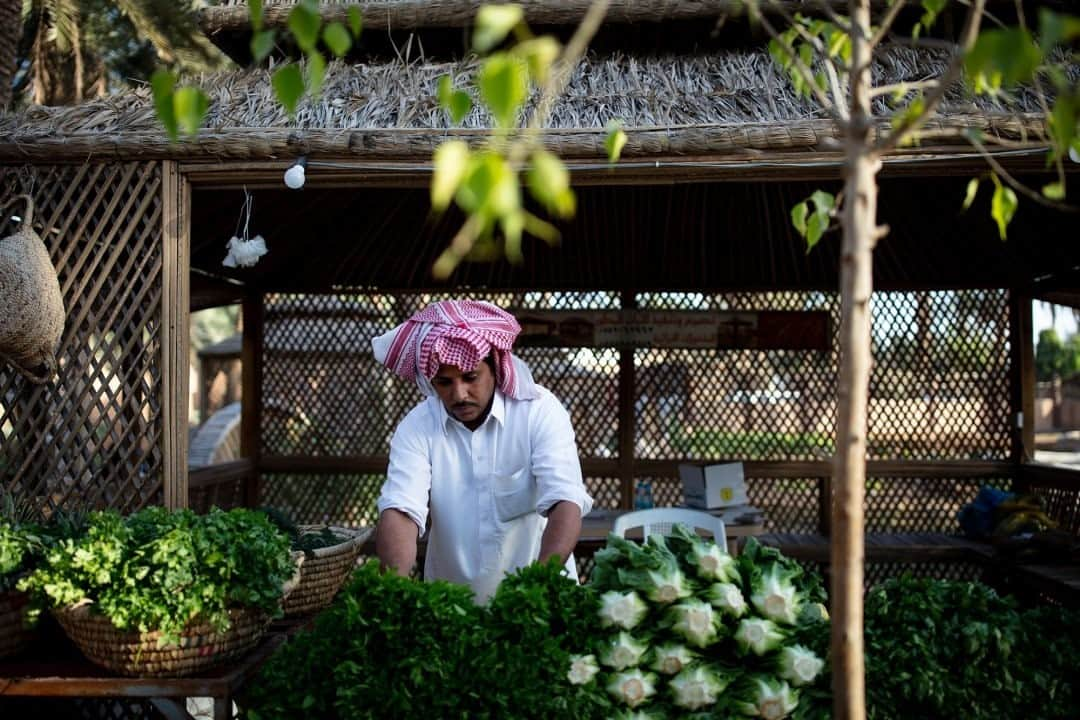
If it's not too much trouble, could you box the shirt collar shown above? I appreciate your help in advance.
[434,390,506,434]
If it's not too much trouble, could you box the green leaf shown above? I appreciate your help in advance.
[323,22,352,59]
[456,152,518,218]
[527,150,574,218]
[174,87,208,137]
[790,201,809,236]
[478,54,528,129]
[249,0,264,32]
[1042,181,1066,200]
[962,177,980,211]
[605,121,627,164]
[272,64,305,117]
[473,4,524,54]
[806,212,827,251]
[347,6,364,38]
[990,175,1018,240]
[1039,9,1080,49]
[809,190,835,215]
[965,28,1042,94]
[251,30,276,64]
[438,75,472,125]
[517,36,561,85]
[919,0,948,31]
[151,70,178,142]
[287,2,321,53]
[431,140,471,211]
[1049,94,1078,161]
[306,51,327,98]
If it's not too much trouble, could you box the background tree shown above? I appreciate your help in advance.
[1036,327,1080,380]
[8,0,223,107]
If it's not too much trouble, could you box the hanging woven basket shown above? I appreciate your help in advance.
[0,194,65,384]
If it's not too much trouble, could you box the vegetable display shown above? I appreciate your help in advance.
[582,530,831,718]
[19,506,296,644]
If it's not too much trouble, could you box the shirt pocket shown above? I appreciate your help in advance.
[493,466,535,523]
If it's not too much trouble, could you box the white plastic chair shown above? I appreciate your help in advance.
[612,508,728,553]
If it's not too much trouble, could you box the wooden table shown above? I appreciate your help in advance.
[580,505,767,555]
[0,618,304,720]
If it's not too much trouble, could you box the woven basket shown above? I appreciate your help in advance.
[51,555,304,677]
[53,602,272,677]
[0,195,65,384]
[283,525,373,617]
[0,588,35,659]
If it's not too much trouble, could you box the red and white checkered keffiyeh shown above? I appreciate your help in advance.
[371,300,538,399]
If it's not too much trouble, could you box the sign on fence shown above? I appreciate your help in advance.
[514,310,830,350]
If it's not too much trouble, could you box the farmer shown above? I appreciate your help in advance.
[372,299,593,601]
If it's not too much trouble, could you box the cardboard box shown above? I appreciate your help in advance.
[678,462,748,509]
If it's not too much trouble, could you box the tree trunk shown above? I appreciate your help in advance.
[833,1,876,719]
[0,0,20,109]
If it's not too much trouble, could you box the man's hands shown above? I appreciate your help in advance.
[538,500,583,564]
[376,508,419,577]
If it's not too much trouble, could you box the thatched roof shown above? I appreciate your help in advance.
[0,46,1056,162]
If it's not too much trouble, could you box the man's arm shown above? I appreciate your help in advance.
[538,500,582,564]
[376,508,419,576]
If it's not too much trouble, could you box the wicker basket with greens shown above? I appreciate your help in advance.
[19,506,298,676]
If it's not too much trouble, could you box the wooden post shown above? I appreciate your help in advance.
[1009,291,1036,470]
[619,289,636,508]
[242,291,264,508]
[161,161,191,510]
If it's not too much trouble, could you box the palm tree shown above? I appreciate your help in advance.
[0,0,19,108]
[12,0,225,107]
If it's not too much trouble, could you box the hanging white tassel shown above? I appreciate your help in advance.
[222,234,268,268]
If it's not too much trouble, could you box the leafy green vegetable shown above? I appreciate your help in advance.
[865,576,1080,720]
[241,558,611,719]
[20,507,294,645]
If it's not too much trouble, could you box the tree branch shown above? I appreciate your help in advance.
[969,134,1077,212]
[874,0,987,154]
[869,0,907,48]
[750,1,844,121]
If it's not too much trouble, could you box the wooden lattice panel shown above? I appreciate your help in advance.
[749,476,822,532]
[863,475,1014,533]
[868,291,1012,460]
[586,476,623,510]
[260,291,620,461]
[257,288,1017,527]
[0,164,166,516]
[260,472,384,526]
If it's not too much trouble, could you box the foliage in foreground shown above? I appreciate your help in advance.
[865,576,1080,720]
[240,558,609,720]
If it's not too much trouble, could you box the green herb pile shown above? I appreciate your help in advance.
[865,576,1080,720]
[240,558,611,720]
[583,530,831,719]
[19,506,295,645]
[258,506,350,556]
[0,519,44,593]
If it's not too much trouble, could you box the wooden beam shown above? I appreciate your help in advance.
[189,459,256,490]
[256,455,1012,479]
[161,161,191,510]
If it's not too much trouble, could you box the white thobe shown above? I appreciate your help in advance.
[376,387,593,601]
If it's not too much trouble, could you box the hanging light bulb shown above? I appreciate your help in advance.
[284,157,307,189]
[1070,145,1080,164]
